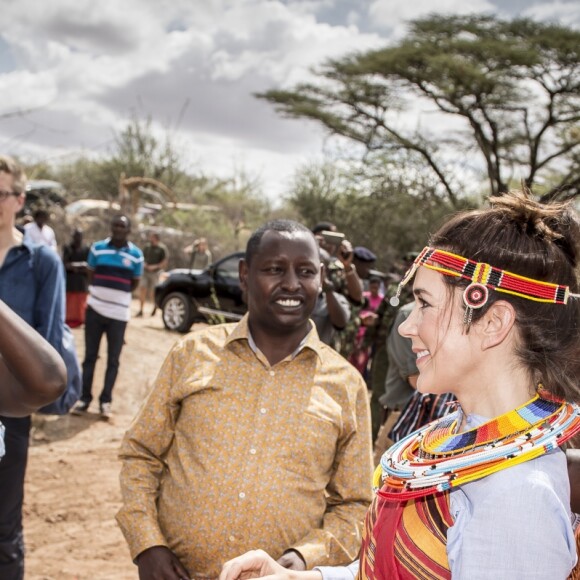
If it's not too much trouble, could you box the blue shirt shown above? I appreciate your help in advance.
[318,413,576,579]
[0,240,65,346]
[87,238,143,321]
[0,240,66,456]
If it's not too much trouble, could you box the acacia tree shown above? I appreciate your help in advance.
[258,15,580,204]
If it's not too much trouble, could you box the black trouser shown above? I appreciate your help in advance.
[0,416,31,580]
[81,306,127,405]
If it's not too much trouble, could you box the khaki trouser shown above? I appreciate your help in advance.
[373,409,401,465]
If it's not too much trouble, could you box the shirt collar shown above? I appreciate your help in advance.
[105,237,130,250]
[225,313,324,362]
[20,237,35,253]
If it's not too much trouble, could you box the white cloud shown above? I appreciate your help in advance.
[0,0,577,204]
[368,0,495,37]
[0,0,388,201]
[522,1,580,28]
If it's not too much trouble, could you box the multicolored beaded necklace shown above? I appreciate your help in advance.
[375,392,580,501]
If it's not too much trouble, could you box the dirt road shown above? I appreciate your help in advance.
[25,302,193,580]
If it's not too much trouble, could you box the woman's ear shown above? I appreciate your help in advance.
[479,300,517,351]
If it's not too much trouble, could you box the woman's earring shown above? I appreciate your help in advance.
[462,283,488,328]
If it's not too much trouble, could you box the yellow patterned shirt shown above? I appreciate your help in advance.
[116,315,373,577]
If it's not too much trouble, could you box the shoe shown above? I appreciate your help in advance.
[71,400,90,415]
[136,311,143,318]
[100,403,113,420]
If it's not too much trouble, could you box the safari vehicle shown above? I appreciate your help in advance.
[155,251,246,332]
[22,180,67,214]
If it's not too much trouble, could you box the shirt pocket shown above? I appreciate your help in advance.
[284,386,343,481]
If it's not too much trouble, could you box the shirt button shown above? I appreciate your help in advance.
[229,535,235,542]
[260,408,267,414]
[249,448,256,455]
[239,492,246,499]
[269,370,275,377]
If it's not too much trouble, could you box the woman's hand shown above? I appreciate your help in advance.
[219,550,288,580]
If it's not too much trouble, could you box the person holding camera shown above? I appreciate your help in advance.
[311,224,364,355]
[339,246,377,359]
[311,248,351,347]
[325,238,363,305]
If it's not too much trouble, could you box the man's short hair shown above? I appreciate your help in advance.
[112,214,131,229]
[33,208,49,220]
[0,155,27,195]
[246,220,314,266]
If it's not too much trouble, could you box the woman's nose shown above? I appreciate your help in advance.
[398,307,416,338]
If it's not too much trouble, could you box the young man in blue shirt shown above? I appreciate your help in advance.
[0,155,68,580]
[72,215,143,419]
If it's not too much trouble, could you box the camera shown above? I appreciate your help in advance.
[321,230,345,246]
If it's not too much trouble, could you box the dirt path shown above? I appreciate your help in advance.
[24,301,197,580]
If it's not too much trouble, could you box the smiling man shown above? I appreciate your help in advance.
[117,219,373,580]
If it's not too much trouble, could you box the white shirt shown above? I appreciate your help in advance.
[23,222,57,252]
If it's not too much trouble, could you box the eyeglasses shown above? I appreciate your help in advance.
[0,191,20,201]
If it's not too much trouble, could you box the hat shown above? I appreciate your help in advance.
[353,246,377,262]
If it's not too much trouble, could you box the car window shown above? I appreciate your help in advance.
[215,255,242,281]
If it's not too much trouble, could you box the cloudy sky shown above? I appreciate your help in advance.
[1,0,579,203]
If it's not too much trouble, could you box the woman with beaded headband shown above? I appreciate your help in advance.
[219,190,580,580]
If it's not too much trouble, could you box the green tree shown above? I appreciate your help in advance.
[258,15,580,203]
[27,114,195,203]
[111,112,183,187]
[286,156,470,270]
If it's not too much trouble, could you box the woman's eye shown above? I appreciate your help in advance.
[419,298,430,309]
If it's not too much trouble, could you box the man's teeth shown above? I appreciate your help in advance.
[277,299,300,307]
[416,350,430,359]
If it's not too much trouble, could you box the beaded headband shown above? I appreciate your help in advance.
[390,246,580,320]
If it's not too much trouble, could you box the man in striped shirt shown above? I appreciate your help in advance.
[72,214,143,419]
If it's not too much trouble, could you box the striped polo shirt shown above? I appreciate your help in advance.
[87,238,144,321]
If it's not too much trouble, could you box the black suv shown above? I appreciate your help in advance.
[155,251,246,332]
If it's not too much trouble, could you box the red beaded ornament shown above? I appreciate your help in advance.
[390,246,580,313]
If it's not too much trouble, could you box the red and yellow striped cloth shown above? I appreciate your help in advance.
[357,489,453,580]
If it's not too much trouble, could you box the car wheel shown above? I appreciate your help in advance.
[161,292,195,333]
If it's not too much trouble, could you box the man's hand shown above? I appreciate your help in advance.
[338,240,354,268]
[136,545,190,580]
[277,550,306,571]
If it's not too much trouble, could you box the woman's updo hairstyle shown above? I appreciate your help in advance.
[430,188,580,402]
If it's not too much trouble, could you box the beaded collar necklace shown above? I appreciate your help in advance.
[375,392,580,501]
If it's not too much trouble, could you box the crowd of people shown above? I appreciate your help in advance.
[0,151,579,579]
